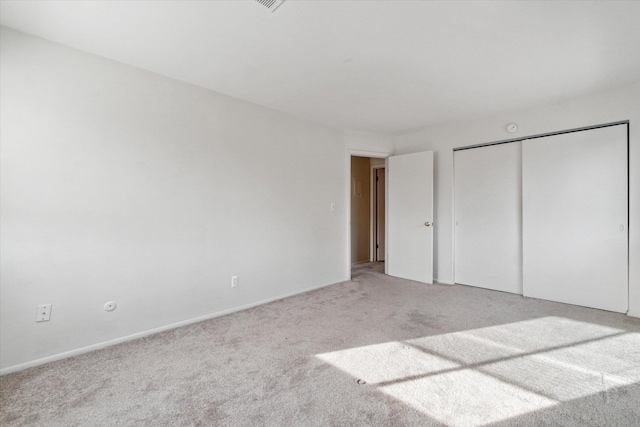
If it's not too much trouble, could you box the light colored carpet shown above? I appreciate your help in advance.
[1,262,639,426]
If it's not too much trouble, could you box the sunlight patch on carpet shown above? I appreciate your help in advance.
[316,316,639,427]
[317,341,457,384]
[381,369,556,426]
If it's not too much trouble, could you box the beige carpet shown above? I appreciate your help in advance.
[1,262,639,426]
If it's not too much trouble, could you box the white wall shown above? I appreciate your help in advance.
[395,80,640,317]
[0,27,376,372]
[342,132,395,155]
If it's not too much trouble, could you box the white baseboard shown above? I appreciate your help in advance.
[435,278,454,285]
[0,279,342,376]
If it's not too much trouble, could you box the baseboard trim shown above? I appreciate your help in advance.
[0,279,343,376]
[435,279,454,285]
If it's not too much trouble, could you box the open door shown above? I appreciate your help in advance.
[387,151,434,283]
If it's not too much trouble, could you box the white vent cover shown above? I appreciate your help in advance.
[254,0,286,13]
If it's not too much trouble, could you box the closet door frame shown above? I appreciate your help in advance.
[452,121,629,311]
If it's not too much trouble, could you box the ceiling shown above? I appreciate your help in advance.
[1,0,639,135]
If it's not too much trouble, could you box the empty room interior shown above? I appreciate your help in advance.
[1,1,640,426]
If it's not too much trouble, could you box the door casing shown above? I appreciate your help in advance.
[346,150,391,278]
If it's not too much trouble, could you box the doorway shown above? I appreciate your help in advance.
[350,156,385,265]
[347,149,434,283]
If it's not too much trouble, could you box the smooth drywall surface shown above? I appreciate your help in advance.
[342,131,395,155]
[394,81,640,317]
[0,27,360,371]
[350,156,371,264]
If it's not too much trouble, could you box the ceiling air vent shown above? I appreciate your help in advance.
[254,0,286,13]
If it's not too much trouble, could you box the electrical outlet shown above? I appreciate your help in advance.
[36,304,52,322]
[231,275,238,288]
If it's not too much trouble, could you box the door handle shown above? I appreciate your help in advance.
[425,221,433,227]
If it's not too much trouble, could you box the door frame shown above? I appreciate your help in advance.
[346,149,392,279]
[371,164,385,261]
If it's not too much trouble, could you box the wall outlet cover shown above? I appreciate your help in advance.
[36,304,52,322]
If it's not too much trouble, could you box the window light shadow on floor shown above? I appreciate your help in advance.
[316,316,640,427]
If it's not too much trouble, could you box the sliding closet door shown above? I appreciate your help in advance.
[522,124,628,312]
[454,142,522,294]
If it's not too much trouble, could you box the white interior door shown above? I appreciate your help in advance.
[454,142,523,294]
[387,151,434,283]
[522,124,628,312]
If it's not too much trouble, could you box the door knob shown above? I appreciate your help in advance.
[425,221,433,227]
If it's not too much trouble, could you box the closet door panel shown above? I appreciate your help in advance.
[454,142,522,294]
[522,125,628,312]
